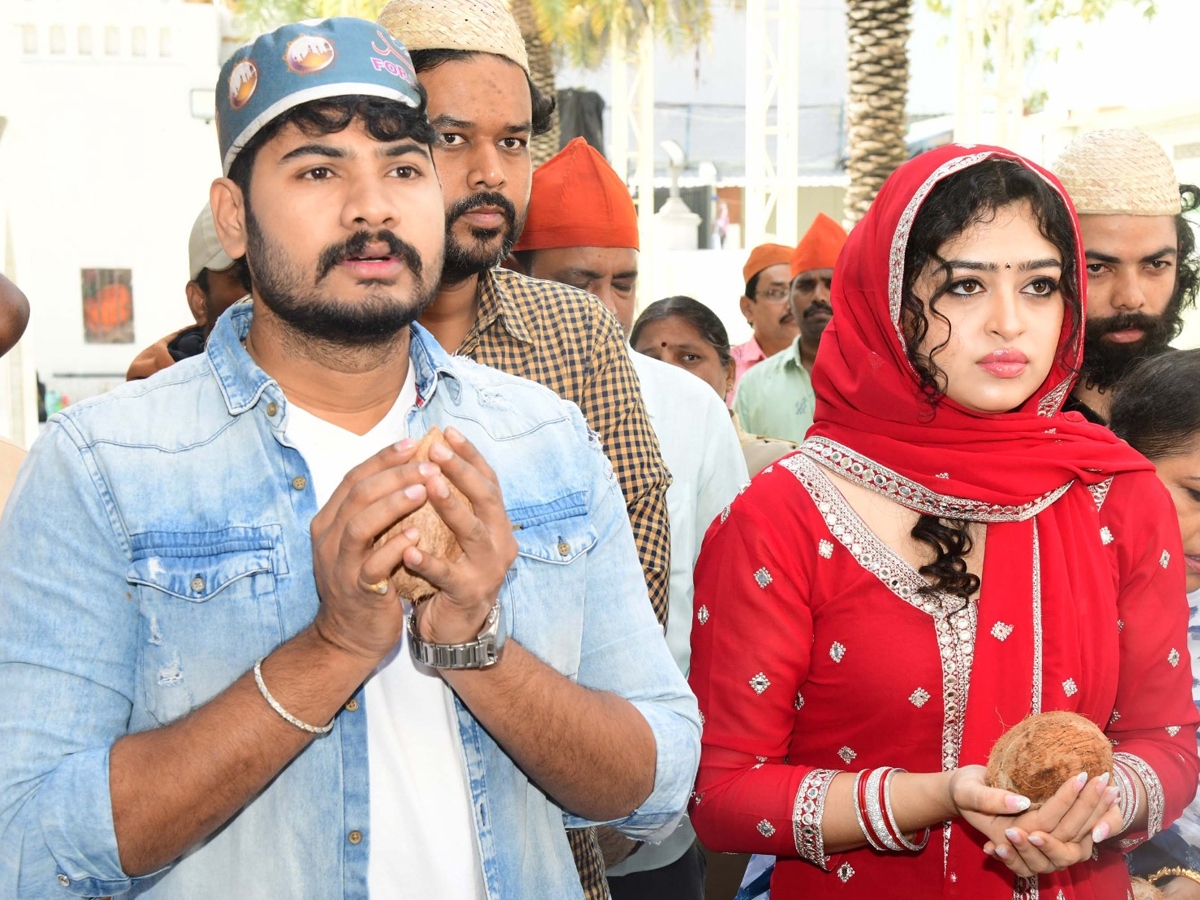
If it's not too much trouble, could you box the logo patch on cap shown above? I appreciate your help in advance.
[228,59,258,110]
[285,35,336,74]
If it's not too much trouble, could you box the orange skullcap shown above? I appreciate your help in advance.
[790,213,848,279]
[742,243,793,287]
[514,137,639,251]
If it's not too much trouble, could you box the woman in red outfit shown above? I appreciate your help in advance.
[688,145,1200,900]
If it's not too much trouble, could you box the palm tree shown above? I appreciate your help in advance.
[843,0,912,226]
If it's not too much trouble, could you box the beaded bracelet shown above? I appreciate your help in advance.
[254,659,335,735]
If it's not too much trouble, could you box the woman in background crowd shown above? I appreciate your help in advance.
[687,144,1199,898]
[1112,350,1200,899]
[631,296,797,476]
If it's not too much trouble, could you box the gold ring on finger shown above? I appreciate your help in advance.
[364,579,390,595]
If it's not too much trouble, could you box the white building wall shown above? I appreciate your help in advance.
[0,0,224,416]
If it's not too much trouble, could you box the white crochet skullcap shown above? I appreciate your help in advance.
[378,0,529,74]
[1052,129,1181,216]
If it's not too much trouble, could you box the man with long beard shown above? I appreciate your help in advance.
[0,19,699,899]
[1053,129,1200,424]
[377,0,673,644]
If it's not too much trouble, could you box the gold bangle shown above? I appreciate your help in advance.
[1148,867,1200,887]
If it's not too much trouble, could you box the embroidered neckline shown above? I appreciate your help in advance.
[801,438,1072,523]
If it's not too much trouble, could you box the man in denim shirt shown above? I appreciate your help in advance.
[0,19,699,900]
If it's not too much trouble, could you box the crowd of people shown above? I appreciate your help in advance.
[1,1,1199,899]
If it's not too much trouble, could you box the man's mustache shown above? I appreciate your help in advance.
[1090,311,1161,338]
[803,300,833,319]
[446,191,518,235]
[316,230,423,281]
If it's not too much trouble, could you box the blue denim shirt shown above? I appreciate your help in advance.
[0,304,700,899]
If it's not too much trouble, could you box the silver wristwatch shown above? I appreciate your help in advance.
[408,600,504,669]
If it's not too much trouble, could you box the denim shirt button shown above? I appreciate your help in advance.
[348,830,363,844]
[56,875,69,887]
[266,402,278,417]
[292,476,307,491]
[190,576,206,593]
[344,698,359,712]
[556,541,570,557]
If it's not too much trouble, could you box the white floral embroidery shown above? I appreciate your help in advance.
[829,641,846,663]
[1100,526,1114,545]
[1167,725,1181,736]
[936,472,950,479]
[1090,478,1113,511]
[750,673,771,695]
[1170,648,1181,667]
[697,605,709,625]
[838,862,855,883]
[794,691,805,710]
[909,687,931,708]
[838,746,857,764]
[1118,619,1124,632]
[1162,550,1172,568]
[1063,678,1078,697]
[720,504,731,523]
[818,539,834,559]
[754,567,772,588]
[991,621,1014,641]
[1110,710,1121,725]
[763,465,774,474]
[699,709,705,725]
[757,819,775,838]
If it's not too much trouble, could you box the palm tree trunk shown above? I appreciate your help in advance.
[844,0,912,225]
[509,0,560,168]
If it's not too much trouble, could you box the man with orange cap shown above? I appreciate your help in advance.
[729,242,797,401]
[513,136,746,900]
[733,212,847,443]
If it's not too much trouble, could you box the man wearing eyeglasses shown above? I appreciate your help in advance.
[732,214,847,443]
[728,243,798,403]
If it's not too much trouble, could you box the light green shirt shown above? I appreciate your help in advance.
[732,335,815,444]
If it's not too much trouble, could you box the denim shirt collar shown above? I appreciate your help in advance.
[206,301,462,417]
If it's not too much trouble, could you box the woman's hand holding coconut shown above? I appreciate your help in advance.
[964,769,1120,877]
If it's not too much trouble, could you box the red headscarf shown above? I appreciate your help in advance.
[807,143,1150,511]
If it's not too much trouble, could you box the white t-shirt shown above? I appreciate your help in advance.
[284,365,486,900]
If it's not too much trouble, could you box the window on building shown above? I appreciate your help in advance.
[131,25,147,57]
[105,25,120,56]
[21,24,37,55]
[49,24,66,55]
[159,27,173,57]
[78,24,93,55]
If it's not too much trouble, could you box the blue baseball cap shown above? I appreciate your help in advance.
[216,17,423,176]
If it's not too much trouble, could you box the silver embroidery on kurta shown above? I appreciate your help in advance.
[1167,725,1181,736]
[720,504,731,523]
[910,687,931,708]
[1169,648,1181,667]
[837,862,855,883]
[1100,526,1114,545]
[799,439,1072,523]
[794,691,805,710]
[697,605,709,624]
[1062,678,1078,697]
[829,641,846,663]
[991,622,1014,641]
[757,819,776,838]
[754,567,773,588]
[1032,522,1044,715]
[1014,875,1039,900]
[1114,752,1165,837]
[838,746,857,764]
[792,768,838,870]
[1089,477,1113,511]
[1161,550,1172,568]
[750,673,770,695]
[818,539,834,559]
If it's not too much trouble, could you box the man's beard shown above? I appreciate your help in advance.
[441,191,524,282]
[1081,307,1182,390]
[246,208,439,347]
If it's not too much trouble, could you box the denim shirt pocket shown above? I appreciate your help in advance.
[126,526,287,726]
[507,492,595,679]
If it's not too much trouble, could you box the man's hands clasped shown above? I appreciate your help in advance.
[310,426,518,668]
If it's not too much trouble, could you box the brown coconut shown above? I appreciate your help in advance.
[1129,878,1164,900]
[983,711,1114,808]
[375,426,468,602]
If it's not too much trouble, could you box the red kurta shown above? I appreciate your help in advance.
[689,449,1199,899]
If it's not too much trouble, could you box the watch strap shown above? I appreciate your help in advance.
[408,600,503,669]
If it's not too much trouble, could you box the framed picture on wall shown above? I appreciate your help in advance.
[81,268,134,344]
